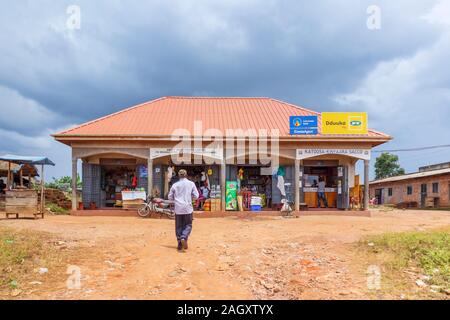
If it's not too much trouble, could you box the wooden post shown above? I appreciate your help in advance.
[364,159,369,211]
[7,161,11,189]
[40,164,45,217]
[19,168,23,187]
[147,158,153,198]
[220,159,226,211]
[72,158,78,211]
[294,159,300,211]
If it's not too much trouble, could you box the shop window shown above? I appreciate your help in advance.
[432,182,439,194]
[407,185,412,195]
[388,188,393,197]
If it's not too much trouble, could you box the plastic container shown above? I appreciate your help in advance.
[250,205,262,211]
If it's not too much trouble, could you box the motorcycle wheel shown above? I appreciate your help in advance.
[137,204,151,218]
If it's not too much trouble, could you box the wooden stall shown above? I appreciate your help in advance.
[5,189,42,219]
[0,155,55,219]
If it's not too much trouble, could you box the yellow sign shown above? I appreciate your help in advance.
[321,112,368,135]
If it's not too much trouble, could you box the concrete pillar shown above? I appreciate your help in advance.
[7,161,11,189]
[294,159,300,211]
[364,159,369,210]
[220,160,226,211]
[41,164,45,216]
[147,158,153,198]
[71,158,77,211]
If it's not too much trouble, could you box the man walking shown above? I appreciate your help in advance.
[168,169,199,251]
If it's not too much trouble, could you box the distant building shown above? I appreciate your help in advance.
[369,163,450,208]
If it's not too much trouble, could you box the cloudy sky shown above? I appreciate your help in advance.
[0,0,449,179]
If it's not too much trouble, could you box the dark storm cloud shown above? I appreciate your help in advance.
[0,0,449,177]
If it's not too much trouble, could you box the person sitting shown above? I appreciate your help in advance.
[200,182,210,199]
[195,184,205,210]
[195,182,210,210]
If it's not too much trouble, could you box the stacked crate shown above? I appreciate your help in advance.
[210,198,222,212]
[5,189,40,218]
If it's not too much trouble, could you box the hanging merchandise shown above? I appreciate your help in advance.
[277,175,286,197]
[200,171,210,188]
[138,165,148,178]
[238,168,244,180]
[131,175,138,188]
[277,166,286,177]
[167,166,174,182]
[164,166,174,197]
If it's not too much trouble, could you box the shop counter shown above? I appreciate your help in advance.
[121,191,146,209]
[303,187,337,208]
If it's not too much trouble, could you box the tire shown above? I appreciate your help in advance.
[137,204,151,218]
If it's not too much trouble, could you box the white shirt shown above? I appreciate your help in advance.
[318,181,326,193]
[200,186,210,198]
[168,178,199,215]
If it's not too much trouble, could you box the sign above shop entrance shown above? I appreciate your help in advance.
[150,148,223,160]
[289,116,318,135]
[296,148,371,160]
[321,112,368,135]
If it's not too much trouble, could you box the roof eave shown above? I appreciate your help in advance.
[53,134,392,143]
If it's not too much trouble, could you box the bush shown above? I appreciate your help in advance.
[46,203,69,215]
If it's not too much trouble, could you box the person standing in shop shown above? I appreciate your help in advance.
[317,177,328,208]
[168,169,199,252]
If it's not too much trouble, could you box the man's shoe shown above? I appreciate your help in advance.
[177,241,183,251]
[181,239,188,250]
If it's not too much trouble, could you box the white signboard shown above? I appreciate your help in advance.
[150,148,223,160]
[296,148,371,160]
[121,191,146,201]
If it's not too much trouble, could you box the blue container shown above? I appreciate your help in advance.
[250,205,262,212]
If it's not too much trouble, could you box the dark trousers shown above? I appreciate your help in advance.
[175,214,193,241]
[317,192,328,208]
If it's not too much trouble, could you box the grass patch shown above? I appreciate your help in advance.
[46,203,69,215]
[361,227,450,296]
[406,207,450,211]
[370,204,396,212]
[0,227,69,297]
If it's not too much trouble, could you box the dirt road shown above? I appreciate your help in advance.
[2,209,450,300]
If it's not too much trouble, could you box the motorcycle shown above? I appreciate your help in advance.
[137,196,175,219]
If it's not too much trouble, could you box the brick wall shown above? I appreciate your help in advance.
[369,173,450,207]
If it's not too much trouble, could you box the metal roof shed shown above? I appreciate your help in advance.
[0,154,55,216]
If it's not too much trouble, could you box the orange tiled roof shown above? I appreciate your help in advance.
[55,97,390,139]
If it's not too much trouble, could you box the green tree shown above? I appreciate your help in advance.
[45,174,81,191]
[374,153,405,180]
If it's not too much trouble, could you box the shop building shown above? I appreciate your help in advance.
[52,97,391,213]
[369,162,450,208]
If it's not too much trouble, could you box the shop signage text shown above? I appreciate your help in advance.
[150,148,223,160]
[296,148,371,160]
[321,112,368,135]
[289,116,318,135]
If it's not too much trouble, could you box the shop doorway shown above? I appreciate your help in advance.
[301,160,349,209]
[420,183,427,208]
[303,165,338,208]
[164,164,221,212]
[82,157,148,209]
[375,188,383,205]
[226,165,282,211]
